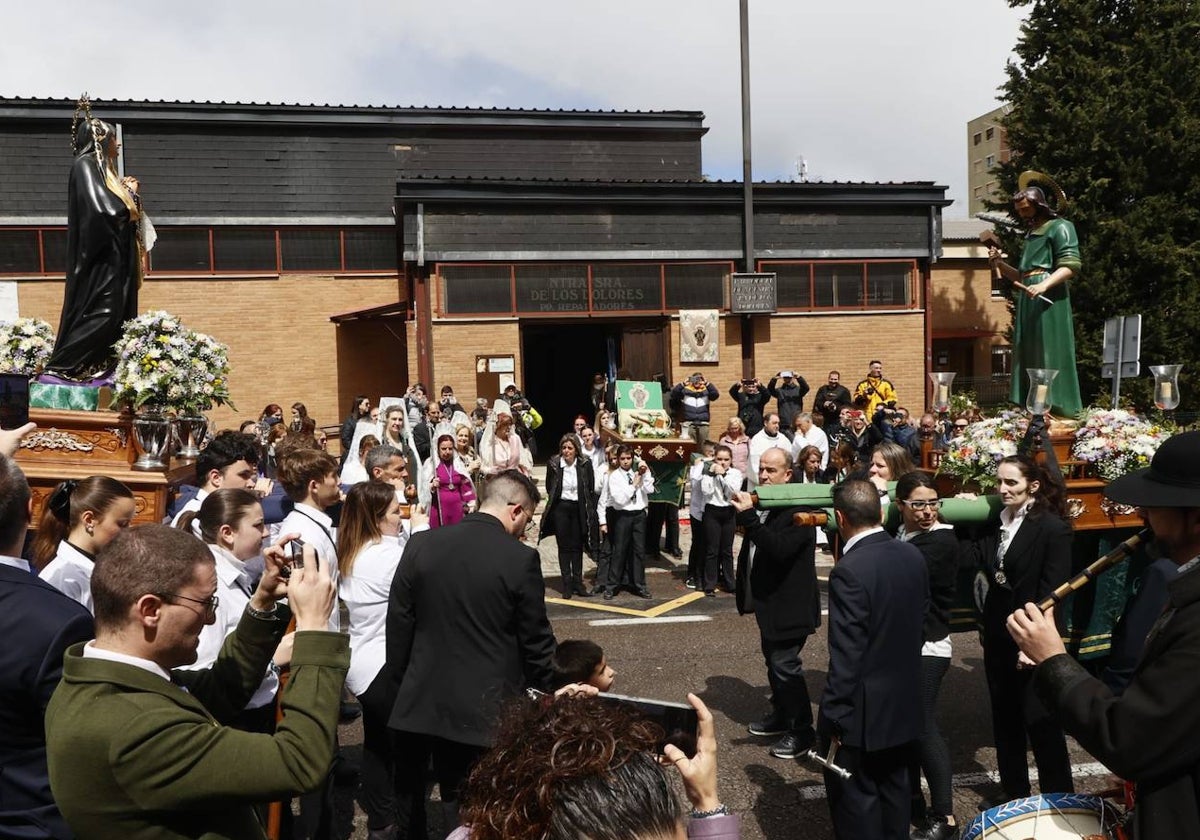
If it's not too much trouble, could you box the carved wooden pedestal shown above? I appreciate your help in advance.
[15,409,194,527]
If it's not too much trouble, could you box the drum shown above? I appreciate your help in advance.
[962,793,1118,839]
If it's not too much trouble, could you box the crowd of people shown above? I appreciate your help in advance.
[6,355,1200,840]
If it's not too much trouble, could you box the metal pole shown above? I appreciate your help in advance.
[1112,317,1124,410]
[739,0,753,273]
[739,0,755,380]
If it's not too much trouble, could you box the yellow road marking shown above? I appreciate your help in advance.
[545,589,707,618]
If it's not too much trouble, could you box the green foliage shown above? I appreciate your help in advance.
[990,0,1200,412]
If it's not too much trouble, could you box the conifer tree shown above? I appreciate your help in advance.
[991,0,1200,413]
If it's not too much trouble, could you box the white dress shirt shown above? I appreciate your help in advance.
[82,642,173,682]
[700,467,743,508]
[0,554,32,573]
[278,503,340,632]
[177,544,278,709]
[339,534,404,696]
[39,541,95,612]
[790,424,830,470]
[606,467,655,511]
[170,488,210,536]
[747,430,791,489]
[560,459,580,502]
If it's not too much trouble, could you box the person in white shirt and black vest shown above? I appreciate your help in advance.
[602,446,656,600]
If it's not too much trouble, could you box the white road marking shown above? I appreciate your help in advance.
[795,761,1114,801]
[588,615,714,627]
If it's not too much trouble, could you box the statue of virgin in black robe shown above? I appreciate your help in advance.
[46,118,142,380]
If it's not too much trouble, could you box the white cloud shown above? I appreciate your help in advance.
[2,0,1023,215]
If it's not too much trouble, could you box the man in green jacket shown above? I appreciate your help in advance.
[45,523,346,840]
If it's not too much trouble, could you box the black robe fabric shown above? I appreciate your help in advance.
[47,126,139,379]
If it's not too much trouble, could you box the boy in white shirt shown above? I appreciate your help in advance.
[277,448,343,633]
[602,445,655,600]
[700,444,742,595]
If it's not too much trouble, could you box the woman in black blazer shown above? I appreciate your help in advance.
[538,434,598,599]
[970,453,1074,801]
[893,471,960,840]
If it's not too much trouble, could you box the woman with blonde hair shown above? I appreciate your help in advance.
[719,416,751,479]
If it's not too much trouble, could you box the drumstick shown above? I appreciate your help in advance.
[1037,528,1150,612]
[805,743,852,780]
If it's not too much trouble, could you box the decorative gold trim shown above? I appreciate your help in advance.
[1100,497,1138,518]
[1065,498,1087,520]
[675,446,685,458]
[19,429,94,453]
[648,444,668,460]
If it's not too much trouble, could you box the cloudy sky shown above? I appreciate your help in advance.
[4,1,1025,217]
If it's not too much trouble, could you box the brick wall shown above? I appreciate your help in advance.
[930,257,1010,373]
[16,273,401,436]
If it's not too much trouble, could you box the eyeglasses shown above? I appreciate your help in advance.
[509,501,537,532]
[159,592,219,620]
[901,499,942,511]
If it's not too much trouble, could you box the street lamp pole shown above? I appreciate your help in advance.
[739,0,755,380]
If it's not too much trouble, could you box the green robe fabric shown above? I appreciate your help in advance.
[46,607,348,840]
[1009,216,1084,418]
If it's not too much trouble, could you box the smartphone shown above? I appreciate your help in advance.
[602,693,700,758]
[288,538,306,568]
[0,374,29,430]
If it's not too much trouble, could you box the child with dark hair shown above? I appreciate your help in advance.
[552,639,616,692]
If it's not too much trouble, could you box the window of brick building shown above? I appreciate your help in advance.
[986,127,995,140]
[973,132,982,145]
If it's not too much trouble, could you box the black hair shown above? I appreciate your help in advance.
[552,639,605,688]
[833,479,883,529]
[196,430,260,486]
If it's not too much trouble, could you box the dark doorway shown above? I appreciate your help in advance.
[520,321,622,459]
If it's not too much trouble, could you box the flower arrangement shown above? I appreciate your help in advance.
[1071,408,1171,481]
[112,311,234,413]
[937,410,1027,490]
[0,317,56,375]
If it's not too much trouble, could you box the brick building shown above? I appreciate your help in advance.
[0,98,949,450]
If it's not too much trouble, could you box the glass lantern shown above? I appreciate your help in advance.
[1026,368,1059,415]
[929,372,956,413]
[1150,364,1183,411]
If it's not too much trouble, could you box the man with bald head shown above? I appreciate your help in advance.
[732,448,820,760]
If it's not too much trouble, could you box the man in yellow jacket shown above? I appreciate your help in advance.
[852,360,897,418]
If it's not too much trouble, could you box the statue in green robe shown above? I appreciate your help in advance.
[987,171,1084,418]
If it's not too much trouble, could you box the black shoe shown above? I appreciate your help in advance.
[769,730,815,759]
[705,589,716,597]
[603,590,615,601]
[748,712,787,737]
[635,588,653,599]
[685,577,698,590]
[670,548,683,559]
[339,701,362,723]
[911,817,959,840]
[575,586,594,597]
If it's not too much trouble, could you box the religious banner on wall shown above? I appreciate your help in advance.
[679,309,718,363]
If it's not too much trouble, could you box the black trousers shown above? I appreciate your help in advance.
[687,514,705,581]
[552,501,584,594]
[356,670,399,831]
[760,635,814,737]
[608,508,647,592]
[702,504,735,591]
[824,740,916,840]
[909,654,953,818]
[982,608,1074,798]
[645,501,680,554]
[392,731,486,840]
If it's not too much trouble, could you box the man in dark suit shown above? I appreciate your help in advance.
[732,447,820,760]
[387,469,557,837]
[819,479,927,840]
[412,402,443,463]
[0,442,94,840]
[1009,430,1200,840]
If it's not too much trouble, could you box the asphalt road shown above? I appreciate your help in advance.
[332,542,1118,840]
